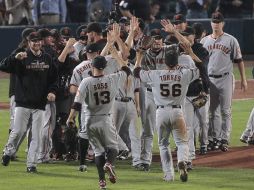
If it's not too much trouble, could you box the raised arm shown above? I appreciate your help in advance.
[125,16,139,48]
[100,30,115,56]
[58,38,76,63]
[180,42,202,64]
[160,19,190,46]
[112,23,129,59]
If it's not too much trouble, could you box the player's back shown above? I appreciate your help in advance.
[79,71,126,116]
[143,66,199,106]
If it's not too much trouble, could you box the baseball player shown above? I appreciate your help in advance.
[240,107,254,145]
[137,28,172,171]
[1,32,58,172]
[134,43,202,182]
[177,26,210,170]
[200,12,247,151]
[67,55,131,189]
[70,42,121,171]
[7,27,36,161]
[37,28,59,163]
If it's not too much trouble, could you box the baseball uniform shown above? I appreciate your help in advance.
[113,65,141,166]
[201,32,242,146]
[135,63,200,181]
[140,45,174,167]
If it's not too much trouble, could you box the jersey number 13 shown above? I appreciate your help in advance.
[94,91,110,105]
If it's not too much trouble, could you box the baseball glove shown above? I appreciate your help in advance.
[136,35,155,51]
[191,93,208,109]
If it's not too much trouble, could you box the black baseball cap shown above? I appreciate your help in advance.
[87,22,102,34]
[91,56,107,70]
[38,28,52,38]
[28,32,42,41]
[212,12,224,23]
[85,43,100,53]
[180,26,194,36]
[119,17,130,25]
[21,27,36,40]
[192,22,205,36]
[172,14,186,24]
[76,25,87,38]
[60,27,73,38]
[150,28,162,39]
[164,35,178,45]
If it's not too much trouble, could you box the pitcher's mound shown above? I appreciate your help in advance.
[153,146,254,169]
[193,146,254,169]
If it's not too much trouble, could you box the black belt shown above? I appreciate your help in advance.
[147,88,152,92]
[209,72,229,78]
[40,13,59,16]
[157,105,181,109]
[115,97,132,102]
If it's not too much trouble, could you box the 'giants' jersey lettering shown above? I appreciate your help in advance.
[207,43,230,54]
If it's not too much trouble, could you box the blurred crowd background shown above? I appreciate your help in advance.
[0,0,253,26]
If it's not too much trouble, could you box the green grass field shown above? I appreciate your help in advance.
[1,98,254,190]
[0,68,254,190]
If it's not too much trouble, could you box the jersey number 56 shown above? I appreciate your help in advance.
[160,84,181,97]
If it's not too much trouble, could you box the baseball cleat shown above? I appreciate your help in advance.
[240,136,248,144]
[134,163,144,170]
[163,174,174,182]
[2,154,11,166]
[199,147,207,155]
[213,139,221,150]
[99,179,107,189]
[178,161,188,182]
[141,163,150,172]
[78,165,87,172]
[220,140,229,152]
[247,137,254,145]
[104,163,116,184]
[207,140,214,151]
[27,166,37,173]
[186,161,193,172]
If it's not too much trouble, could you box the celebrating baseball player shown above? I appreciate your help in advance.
[66,45,132,189]
[1,32,58,173]
[133,37,204,181]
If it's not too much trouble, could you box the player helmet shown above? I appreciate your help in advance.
[91,56,107,70]
[165,46,178,68]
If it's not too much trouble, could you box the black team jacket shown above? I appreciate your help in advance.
[0,49,58,110]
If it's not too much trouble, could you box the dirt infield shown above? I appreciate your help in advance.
[153,145,254,169]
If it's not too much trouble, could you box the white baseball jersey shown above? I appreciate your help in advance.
[139,66,200,106]
[74,71,127,116]
[116,72,140,100]
[178,53,196,69]
[70,55,120,87]
[200,33,242,75]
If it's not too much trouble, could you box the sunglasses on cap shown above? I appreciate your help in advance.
[153,35,163,40]
[30,39,41,42]
[79,35,88,41]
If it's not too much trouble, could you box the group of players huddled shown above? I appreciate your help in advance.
[0,11,248,190]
